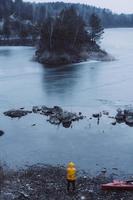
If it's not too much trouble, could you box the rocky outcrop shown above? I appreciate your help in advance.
[3,109,32,118]
[3,106,133,128]
[32,106,84,128]
[3,106,84,128]
[115,108,133,126]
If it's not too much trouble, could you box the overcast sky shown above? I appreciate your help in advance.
[24,0,133,14]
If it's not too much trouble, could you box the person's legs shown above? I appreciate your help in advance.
[72,180,76,191]
[67,180,70,191]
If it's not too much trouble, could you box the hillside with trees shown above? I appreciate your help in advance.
[0,0,133,45]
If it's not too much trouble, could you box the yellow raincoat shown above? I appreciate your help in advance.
[67,162,76,181]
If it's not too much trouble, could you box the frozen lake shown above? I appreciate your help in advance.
[0,28,133,174]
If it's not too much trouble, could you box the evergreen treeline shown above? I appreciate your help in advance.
[36,7,108,65]
[0,0,133,40]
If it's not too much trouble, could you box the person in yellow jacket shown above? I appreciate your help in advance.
[66,162,76,192]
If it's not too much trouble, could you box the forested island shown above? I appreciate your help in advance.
[36,7,111,65]
[0,0,132,64]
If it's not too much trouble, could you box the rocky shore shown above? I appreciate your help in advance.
[0,164,133,200]
[35,48,114,66]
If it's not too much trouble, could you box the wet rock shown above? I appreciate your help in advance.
[41,106,63,115]
[92,113,102,118]
[101,168,107,174]
[32,106,41,113]
[103,111,109,115]
[40,106,84,128]
[31,124,36,126]
[115,109,125,122]
[3,109,32,118]
[108,116,115,119]
[115,108,133,126]
[0,130,4,136]
[125,116,133,126]
[111,121,116,126]
[112,168,118,170]
[62,121,72,128]
[48,116,61,125]
[124,108,133,116]
[93,113,99,118]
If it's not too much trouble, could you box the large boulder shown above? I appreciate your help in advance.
[40,106,84,128]
[124,108,133,116]
[125,116,133,126]
[4,109,32,118]
[115,109,125,122]
[115,108,133,126]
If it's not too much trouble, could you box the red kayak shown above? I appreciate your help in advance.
[101,180,133,190]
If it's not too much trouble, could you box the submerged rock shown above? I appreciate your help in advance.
[92,113,102,118]
[4,109,32,118]
[0,130,4,136]
[103,111,109,115]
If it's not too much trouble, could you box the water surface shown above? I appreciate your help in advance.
[0,28,133,174]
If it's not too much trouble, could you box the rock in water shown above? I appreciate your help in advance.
[62,121,72,128]
[4,109,32,118]
[92,113,102,118]
[0,130,4,136]
[32,106,41,113]
[125,116,133,126]
[4,105,84,128]
[115,108,133,126]
[115,109,125,122]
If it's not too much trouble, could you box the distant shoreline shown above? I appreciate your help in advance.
[0,38,38,46]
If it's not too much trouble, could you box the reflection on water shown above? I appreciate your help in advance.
[42,64,82,97]
[0,49,11,57]
[0,29,133,173]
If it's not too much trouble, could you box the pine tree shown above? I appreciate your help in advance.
[39,7,90,53]
[3,18,10,39]
[89,13,104,42]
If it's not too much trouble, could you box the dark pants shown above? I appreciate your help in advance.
[67,180,76,191]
